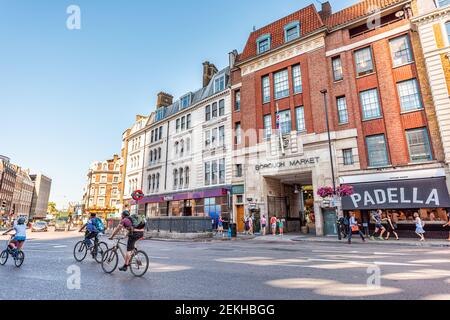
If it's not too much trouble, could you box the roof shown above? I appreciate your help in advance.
[155,67,230,123]
[324,0,406,29]
[238,5,324,62]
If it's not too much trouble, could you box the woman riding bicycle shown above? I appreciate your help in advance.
[2,217,27,257]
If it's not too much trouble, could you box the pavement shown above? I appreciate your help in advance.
[1,230,450,300]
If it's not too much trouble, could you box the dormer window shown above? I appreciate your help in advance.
[180,94,191,109]
[256,34,271,54]
[438,0,449,8]
[214,75,225,93]
[284,21,300,42]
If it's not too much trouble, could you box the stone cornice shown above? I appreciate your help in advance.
[412,6,450,25]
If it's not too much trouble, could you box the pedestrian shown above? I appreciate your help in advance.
[442,209,450,241]
[414,212,426,242]
[244,216,249,235]
[278,218,285,237]
[370,209,386,241]
[248,216,253,235]
[348,211,365,244]
[217,215,224,237]
[270,216,277,236]
[385,213,399,241]
[261,215,267,236]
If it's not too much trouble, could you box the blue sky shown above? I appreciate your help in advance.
[0,0,357,208]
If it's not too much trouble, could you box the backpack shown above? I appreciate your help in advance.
[87,218,104,233]
[129,214,146,230]
[94,218,105,233]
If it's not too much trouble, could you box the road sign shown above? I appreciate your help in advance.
[131,190,144,201]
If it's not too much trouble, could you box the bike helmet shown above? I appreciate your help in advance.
[17,217,26,225]
[122,210,131,217]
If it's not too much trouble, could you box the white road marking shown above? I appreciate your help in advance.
[53,245,67,248]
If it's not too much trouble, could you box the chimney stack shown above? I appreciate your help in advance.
[229,50,238,69]
[156,92,173,108]
[202,61,218,87]
[319,1,332,21]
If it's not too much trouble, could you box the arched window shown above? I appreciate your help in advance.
[179,168,184,187]
[158,148,162,161]
[152,174,156,191]
[180,140,184,157]
[148,175,152,191]
[175,142,179,156]
[446,21,450,44]
[174,169,178,188]
[156,173,160,190]
[150,150,153,164]
[103,164,108,171]
[185,167,190,187]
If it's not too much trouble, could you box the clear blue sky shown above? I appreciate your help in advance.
[0,0,357,209]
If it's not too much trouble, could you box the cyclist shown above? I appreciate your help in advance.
[109,208,145,272]
[2,217,27,257]
[79,213,104,249]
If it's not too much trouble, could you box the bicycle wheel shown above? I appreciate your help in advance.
[14,251,24,268]
[101,248,118,274]
[0,250,8,266]
[73,241,88,262]
[130,250,149,277]
[93,242,108,264]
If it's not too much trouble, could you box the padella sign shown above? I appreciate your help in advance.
[342,177,450,210]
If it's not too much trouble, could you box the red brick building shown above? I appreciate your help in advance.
[230,0,450,237]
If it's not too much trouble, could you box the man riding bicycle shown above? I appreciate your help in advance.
[2,217,27,257]
[79,213,104,248]
[109,207,145,272]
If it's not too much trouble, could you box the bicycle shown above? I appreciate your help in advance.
[0,235,25,268]
[73,233,108,264]
[101,236,149,277]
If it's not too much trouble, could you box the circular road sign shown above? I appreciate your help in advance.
[132,190,145,201]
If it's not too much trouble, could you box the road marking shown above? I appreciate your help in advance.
[53,245,68,248]
[307,258,429,267]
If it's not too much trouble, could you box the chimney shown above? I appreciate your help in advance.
[229,50,238,69]
[319,1,332,21]
[202,61,218,87]
[156,92,173,108]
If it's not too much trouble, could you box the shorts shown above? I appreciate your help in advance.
[13,236,26,242]
[262,224,266,228]
[271,223,277,229]
[127,232,144,251]
[375,223,383,229]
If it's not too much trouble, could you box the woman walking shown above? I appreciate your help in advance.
[385,213,399,241]
[217,215,224,237]
[348,212,366,244]
[270,216,277,236]
[278,218,284,237]
[414,212,426,242]
[261,215,267,236]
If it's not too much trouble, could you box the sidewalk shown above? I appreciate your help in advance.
[250,233,450,248]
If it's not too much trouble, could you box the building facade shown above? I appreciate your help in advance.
[230,0,450,237]
[123,62,233,224]
[11,167,34,219]
[0,156,17,223]
[83,155,122,219]
[29,173,52,220]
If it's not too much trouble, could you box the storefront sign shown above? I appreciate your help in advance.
[255,157,320,172]
[342,178,450,210]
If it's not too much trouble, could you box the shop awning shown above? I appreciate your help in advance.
[342,177,450,210]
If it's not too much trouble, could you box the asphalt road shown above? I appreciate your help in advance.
[0,231,450,300]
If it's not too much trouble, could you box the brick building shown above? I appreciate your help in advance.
[29,173,52,220]
[11,167,34,219]
[83,155,122,219]
[231,0,450,237]
[0,155,16,224]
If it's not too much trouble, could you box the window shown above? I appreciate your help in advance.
[100,175,107,183]
[214,76,225,93]
[235,164,243,178]
[113,176,119,183]
[179,168,184,187]
[235,122,242,145]
[235,91,241,111]
[264,115,272,139]
[151,130,154,143]
[156,173,160,190]
[274,69,290,99]
[438,0,450,7]
[150,150,153,164]
[219,99,225,116]
[262,76,271,103]
[390,35,413,67]
[219,159,225,184]
[292,65,302,94]
[212,102,218,118]
[181,116,186,131]
[354,47,374,76]
[295,106,305,132]
[205,130,211,148]
[211,128,217,146]
[446,21,450,43]
[174,169,178,188]
[158,147,162,160]
[337,96,349,124]
[366,135,389,167]
[257,34,271,54]
[343,149,354,166]
[180,140,184,157]
[175,141,179,155]
[205,163,211,186]
[360,89,381,120]
[186,115,191,129]
[185,167,189,187]
[152,174,156,191]
[176,119,180,132]
[211,160,218,185]
[159,127,163,140]
[219,126,225,146]
[406,128,432,162]
[284,21,300,42]
[205,105,211,121]
[332,56,343,81]
[181,94,191,108]
[99,187,106,195]
[397,79,422,112]
[277,110,292,135]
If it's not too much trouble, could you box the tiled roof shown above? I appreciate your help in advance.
[324,0,406,29]
[238,4,325,62]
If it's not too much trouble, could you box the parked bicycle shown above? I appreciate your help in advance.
[0,235,25,268]
[73,234,108,263]
[101,236,149,277]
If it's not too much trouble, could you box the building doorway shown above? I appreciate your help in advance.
[236,205,245,232]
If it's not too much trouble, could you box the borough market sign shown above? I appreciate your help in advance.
[255,157,320,172]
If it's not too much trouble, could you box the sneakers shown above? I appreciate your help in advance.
[370,236,375,241]
[119,265,129,272]
[378,237,384,241]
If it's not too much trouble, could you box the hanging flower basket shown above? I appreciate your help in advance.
[336,185,354,197]
[317,187,334,198]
